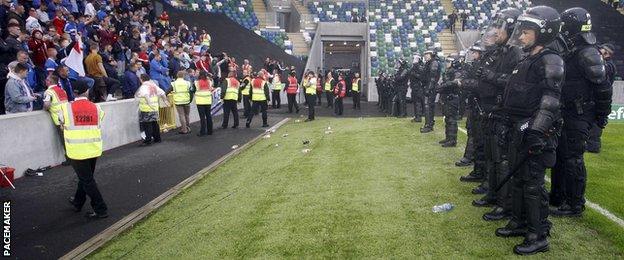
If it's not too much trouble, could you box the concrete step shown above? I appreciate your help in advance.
[287,32,310,55]
[252,0,269,28]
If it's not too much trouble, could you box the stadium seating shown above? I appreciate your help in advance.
[307,1,367,22]
[451,0,532,30]
[368,0,448,77]
[163,0,295,52]
[256,29,294,54]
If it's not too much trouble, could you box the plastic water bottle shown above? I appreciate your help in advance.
[432,203,455,213]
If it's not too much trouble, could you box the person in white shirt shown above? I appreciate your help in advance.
[84,2,96,18]
[25,8,42,33]
[135,74,169,145]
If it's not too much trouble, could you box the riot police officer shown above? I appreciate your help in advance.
[587,43,617,153]
[471,8,524,222]
[393,60,410,117]
[494,6,564,255]
[456,44,484,167]
[421,47,442,133]
[436,58,462,147]
[550,7,613,217]
[410,55,425,122]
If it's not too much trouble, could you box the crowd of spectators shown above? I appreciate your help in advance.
[0,0,293,115]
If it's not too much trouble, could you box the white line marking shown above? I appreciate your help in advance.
[457,126,624,228]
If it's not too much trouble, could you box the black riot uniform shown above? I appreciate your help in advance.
[471,8,524,221]
[587,43,617,153]
[436,60,462,147]
[393,60,410,117]
[456,47,483,167]
[494,6,564,255]
[550,7,613,217]
[421,48,442,133]
[410,58,426,122]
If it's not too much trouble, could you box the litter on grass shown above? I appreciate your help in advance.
[231,145,239,149]
[282,134,289,137]
[302,149,311,153]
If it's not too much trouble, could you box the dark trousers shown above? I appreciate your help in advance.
[271,90,281,108]
[316,90,322,105]
[352,92,361,109]
[71,158,108,214]
[325,91,334,107]
[443,94,459,142]
[305,94,316,119]
[550,116,591,209]
[586,123,602,152]
[413,92,425,119]
[471,114,487,178]
[197,104,213,135]
[287,93,299,113]
[221,100,239,127]
[247,101,268,125]
[424,93,436,127]
[141,121,161,143]
[91,76,121,102]
[334,97,344,115]
[242,95,251,118]
[484,118,511,209]
[508,125,555,238]
[462,111,475,161]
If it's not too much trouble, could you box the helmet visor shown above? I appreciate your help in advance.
[481,18,509,47]
[507,20,539,51]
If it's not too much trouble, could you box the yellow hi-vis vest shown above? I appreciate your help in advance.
[172,78,191,105]
[195,79,213,105]
[352,78,360,92]
[224,77,240,101]
[251,78,267,101]
[45,85,69,125]
[305,78,317,95]
[241,77,251,96]
[272,76,283,90]
[324,79,333,91]
[139,95,159,112]
[61,99,103,160]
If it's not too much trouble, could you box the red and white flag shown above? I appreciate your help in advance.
[62,38,86,77]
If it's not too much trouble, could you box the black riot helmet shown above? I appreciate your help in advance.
[481,8,522,48]
[507,6,562,52]
[560,7,596,46]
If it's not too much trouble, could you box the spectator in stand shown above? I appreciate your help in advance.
[448,10,457,33]
[36,4,50,24]
[460,10,468,31]
[45,47,58,75]
[52,10,66,35]
[7,4,25,30]
[56,65,76,101]
[122,62,140,99]
[26,8,43,33]
[84,43,119,101]
[5,62,39,114]
[0,0,10,31]
[149,51,171,92]
[5,23,25,58]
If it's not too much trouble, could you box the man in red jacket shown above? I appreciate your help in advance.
[333,73,346,116]
[285,71,300,113]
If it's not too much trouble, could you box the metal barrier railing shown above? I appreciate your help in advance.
[159,94,177,132]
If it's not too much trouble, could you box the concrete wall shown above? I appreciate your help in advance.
[0,98,225,179]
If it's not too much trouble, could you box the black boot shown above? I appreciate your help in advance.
[483,206,510,221]
[460,171,484,182]
[472,196,495,207]
[550,203,583,217]
[412,117,422,123]
[438,139,448,144]
[496,220,527,237]
[441,140,457,147]
[471,183,488,194]
[513,233,549,255]
[455,158,473,167]
[420,125,433,133]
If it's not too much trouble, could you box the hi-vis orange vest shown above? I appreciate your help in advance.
[286,76,298,94]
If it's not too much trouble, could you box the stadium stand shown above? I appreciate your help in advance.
[307,1,367,22]
[368,0,448,77]
[450,0,532,30]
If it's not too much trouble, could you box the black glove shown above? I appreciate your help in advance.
[596,117,608,129]
[477,67,495,81]
[524,130,546,155]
